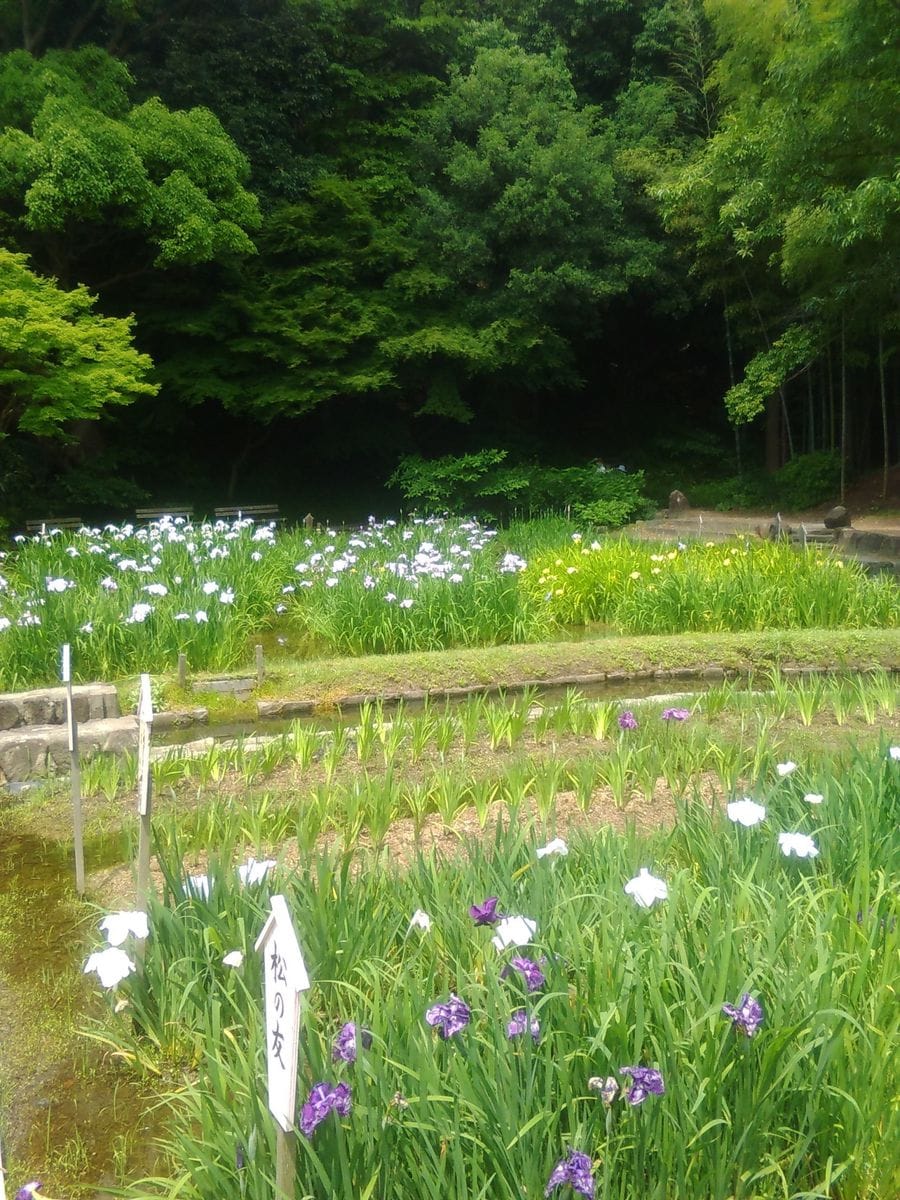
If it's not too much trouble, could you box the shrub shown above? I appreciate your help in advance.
[387,450,518,514]
[774,452,841,510]
[388,453,654,527]
[688,473,774,512]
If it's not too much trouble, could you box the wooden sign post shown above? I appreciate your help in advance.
[255,643,265,686]
[255,895,310,1199]
[136,673,154,910]
[62,644,85,896]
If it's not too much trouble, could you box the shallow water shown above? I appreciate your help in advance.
[155,674,738,747]
[0,828,163,1197]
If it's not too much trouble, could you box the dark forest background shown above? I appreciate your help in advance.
[0,0,897,523]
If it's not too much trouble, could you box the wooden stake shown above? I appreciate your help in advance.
[177,651,187,689]
[255,643,265,686]
[62,644,85,896]
[136,673,154,911]
[275,1128,297,1200]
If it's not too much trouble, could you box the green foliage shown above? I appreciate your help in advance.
[688,474,772,512]
[0,248,156,437]
[389,454,653,526]
[724,325,818,425]
[93,745,899,1200]
[525,537,899,633]
[660,0,899,438]
[568,470,655,527]
[773,451,842,511]
[0,46,260,271]
[388,450,514,511]
[690,454,843,513]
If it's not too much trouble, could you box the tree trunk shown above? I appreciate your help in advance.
[722,289,741,474]
[766,392,781,473]
[779,385,795,460]
[840,316,847,502]
[879,326,889,498]
[827,342,835,451]
[226,425,274,501]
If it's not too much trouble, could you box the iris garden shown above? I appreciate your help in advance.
[0,515,896,687]
[1,515,898,1198]
[68,731,898,1200]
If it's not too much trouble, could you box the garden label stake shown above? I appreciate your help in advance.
[136,673,154,912]
[62,642,85,896]
[255,895,310,1199]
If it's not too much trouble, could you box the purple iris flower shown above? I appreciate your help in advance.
[661,707,691,722]
[425,993,471,1039]
[501,955,546,992]
[16,1185,43,1200]
[545,1149,594,1198]
[469,896,502,925]
[618,710,638,730]
[332,1021,373,1063]
[618,1066,665,1105]
[506,1008,541,1042]
[721,994,764,1038]
[299,1081,352,1137]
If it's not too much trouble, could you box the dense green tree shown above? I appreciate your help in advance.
[0,248,156,437]
[387,31,662,419]
[146,29,667,435]
[659,0,899,473]
[0,46,259,289]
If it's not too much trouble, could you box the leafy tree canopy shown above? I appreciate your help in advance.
[0,45,260,283]
[388,30,662,417]
[0,247,156,437]
[659,0,899,420]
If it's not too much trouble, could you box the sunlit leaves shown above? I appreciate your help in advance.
[0,249,156,437]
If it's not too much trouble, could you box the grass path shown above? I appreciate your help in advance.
[173,627,900,717]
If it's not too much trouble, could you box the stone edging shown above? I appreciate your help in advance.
[256,661,896,719]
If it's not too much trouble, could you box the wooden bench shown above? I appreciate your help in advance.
[135,506,194,523]
[213,504,281,524]
[24,516,84,534]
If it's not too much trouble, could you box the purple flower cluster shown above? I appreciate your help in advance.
[469,896,502,925]
[332,1021,373,1063]
[425,993,471,1039]
[721,994,764,1038]
[618,709,638,730]
[545,1148,594,1198]
[501,954,546,992]
[661,707,691,722]
[619,1066,666,1106]
[299,1081,352,1137]
[16,1184,43,1200]
[507,1008,541,1042]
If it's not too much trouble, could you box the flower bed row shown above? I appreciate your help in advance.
[64,744,899,1200]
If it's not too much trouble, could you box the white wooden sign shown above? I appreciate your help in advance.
[62,644,75,750]
[62,642,85,894]
[255,895,310,1133]
[136,673,154,816]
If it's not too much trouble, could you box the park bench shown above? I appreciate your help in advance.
[24,516,84,534]
[135,505,194,523]
[213,503,281,524]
